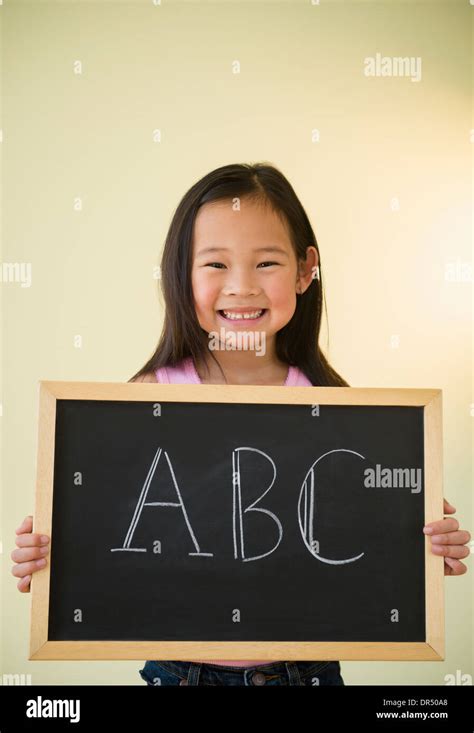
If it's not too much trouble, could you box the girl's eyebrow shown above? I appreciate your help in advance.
[195,246,289,258]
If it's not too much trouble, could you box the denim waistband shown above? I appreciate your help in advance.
[155,659,333,685]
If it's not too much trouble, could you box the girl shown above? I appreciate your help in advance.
[11,163,471,687]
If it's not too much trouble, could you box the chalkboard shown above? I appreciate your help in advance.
[30,382,444,661]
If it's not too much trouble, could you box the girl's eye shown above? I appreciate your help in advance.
[204,261,280,269]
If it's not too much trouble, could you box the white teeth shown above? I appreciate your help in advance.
[222,309,264,320]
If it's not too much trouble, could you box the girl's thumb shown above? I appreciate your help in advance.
[16,515,32,532]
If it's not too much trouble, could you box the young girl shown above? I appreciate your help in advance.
[11,163,471,687]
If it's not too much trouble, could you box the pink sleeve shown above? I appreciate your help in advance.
[154,366,169,383]
[295,370,312,386]
[286,366,312,386]
[154,358,199,384]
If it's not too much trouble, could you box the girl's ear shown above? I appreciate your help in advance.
[296,246,319,295]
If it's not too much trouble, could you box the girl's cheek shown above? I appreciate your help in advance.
[192,275,216,306]
[268,279,297,309]
[269,287,298,327]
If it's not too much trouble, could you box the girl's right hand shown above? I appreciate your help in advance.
[10,515,50,593]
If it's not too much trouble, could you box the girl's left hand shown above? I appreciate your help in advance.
[423,499,471,576]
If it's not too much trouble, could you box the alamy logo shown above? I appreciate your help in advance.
[26,696,80,723]
[0,262,32,287]
[208,327,266,356]
[364,464,422,494]
[444,669,472,686]
[364,53,422,82]
[1,673,32,685]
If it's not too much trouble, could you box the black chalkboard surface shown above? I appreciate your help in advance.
[30,382,444,661]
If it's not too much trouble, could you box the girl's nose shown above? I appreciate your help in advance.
[222,283,261,297]
[222,272,261,297]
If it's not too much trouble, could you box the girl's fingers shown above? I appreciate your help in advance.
[11,516,50,594]
[444,557,467,576]
[424,517,459,535]
[431,544,470,559]
[11,558,47,578]
[443,498,456,514]
[17,575,32,593]
[11,546,49,564]
[15,515,33,534]
[430,530,471,546]
[15,533,49,548]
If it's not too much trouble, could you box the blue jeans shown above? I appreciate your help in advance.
[139,660,344,686]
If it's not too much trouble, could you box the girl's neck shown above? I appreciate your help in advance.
[194,350,290,386]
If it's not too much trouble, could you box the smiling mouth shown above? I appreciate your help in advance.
[218,309,267,321]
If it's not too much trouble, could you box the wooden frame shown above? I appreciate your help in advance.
[30,381,444,661]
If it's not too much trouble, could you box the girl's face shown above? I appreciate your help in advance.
[191,198,316,341]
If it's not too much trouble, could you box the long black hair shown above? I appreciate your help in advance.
[130,162,349,387]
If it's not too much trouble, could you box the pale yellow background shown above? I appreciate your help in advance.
[2,0,472,686]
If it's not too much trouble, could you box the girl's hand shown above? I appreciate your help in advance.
[423,499,471,576]
[10,515,50,593]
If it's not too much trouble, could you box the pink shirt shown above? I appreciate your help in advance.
[154,356,312,667]
[155,356,312,388]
